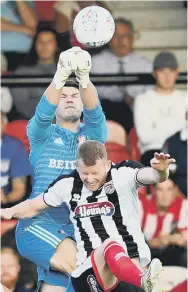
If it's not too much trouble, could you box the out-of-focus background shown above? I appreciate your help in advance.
[1,1,187,291]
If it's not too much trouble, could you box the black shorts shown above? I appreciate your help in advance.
[71,251,119,292]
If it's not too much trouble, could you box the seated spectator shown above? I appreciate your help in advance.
[91,18,152,106]
[1,228,37,291]
[54,1,110,48]
[1,112,32,208]
[1,0,38,70]
[165,109,187,197]
[1,247,36,292]
[90,18,152,133]
[1,53,13,122]
[140,179,187,268]
[134,52,186,166]
[1,87,13,121]
[1,0,37,53]
[10,27,60,120]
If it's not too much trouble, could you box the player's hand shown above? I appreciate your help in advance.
[150,152,176,172]
[0,208,14,220]
[53,47,78,90]
[75,48,92,89]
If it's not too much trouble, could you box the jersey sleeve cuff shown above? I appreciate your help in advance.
[134,168,149,187]
[83,103,102,118]
[43,193,56,207]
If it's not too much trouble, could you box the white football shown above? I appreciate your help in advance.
[73,6,115,48]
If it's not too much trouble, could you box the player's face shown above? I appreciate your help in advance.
[0,250,20,286]
[155,179,176,208]
[109,23,134,57]
[56,87,83,122]
[35,31,57,63]
[153,68,179,90]
[77,159,111,191]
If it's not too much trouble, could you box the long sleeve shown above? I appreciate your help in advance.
[83,103,108,144]
[27,95,57,143]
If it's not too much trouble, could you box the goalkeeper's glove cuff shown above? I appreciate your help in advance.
[76,72,90,89]
[53,70,69,90]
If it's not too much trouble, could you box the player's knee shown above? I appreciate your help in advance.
[50,237,77,274]
[50,256,74,275]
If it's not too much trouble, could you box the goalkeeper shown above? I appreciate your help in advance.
[15,47,107,292]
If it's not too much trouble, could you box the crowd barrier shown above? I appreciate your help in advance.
[1,72,187,87]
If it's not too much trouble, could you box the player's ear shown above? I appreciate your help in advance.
[106,160,111,172]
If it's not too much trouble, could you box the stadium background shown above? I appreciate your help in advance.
[1,1,187,292]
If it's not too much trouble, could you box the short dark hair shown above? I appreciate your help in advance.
[64,79,79,90]
[115,18,135,34]
[77,141,107,166]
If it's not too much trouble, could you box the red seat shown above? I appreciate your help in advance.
[5,120,30,154]
[35,1,56,21]
[105,120,130,162]
[129,127,141,161]
[106,142,130,163]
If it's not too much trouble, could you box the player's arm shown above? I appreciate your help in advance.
[136,152,175,185]
[0,195,49,220]
[75,48,108,143]
[0,176,67,220]
[28,48,77,141]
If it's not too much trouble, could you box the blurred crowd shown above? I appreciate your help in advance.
[1,1,187,292]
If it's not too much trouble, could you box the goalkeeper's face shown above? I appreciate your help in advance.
[56,87,83,122]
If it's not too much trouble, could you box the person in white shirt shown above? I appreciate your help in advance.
[91,18,152,104]
[90,18,152,134]
[134,51,186,166]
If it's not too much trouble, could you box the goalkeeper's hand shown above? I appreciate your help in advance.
[75,48,92,89]
[53,47,78,90]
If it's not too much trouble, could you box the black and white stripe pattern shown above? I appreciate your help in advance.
[44,160,151,267]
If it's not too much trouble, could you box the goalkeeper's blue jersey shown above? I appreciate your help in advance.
[25,95,107,229]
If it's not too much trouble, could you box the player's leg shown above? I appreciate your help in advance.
[50,236,77,275]
[99,238,162,292]
[39,282,66,292]
[80,238,162,292]
[15,221,76,289]
[16,221,76,273]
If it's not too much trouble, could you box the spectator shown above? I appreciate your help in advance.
[134,52,186,166]
[1,112,32,208]
[165,109,187,197]
[90,18,152,133]
[1,88,13,122]
[1,53,13,121]
[91,18,152,105]
[1,228,37,291]
[140,179,187,268]
[1,0,38,70]
[54,1,110,48]
[1,247,36,292]
[10,27,60,120]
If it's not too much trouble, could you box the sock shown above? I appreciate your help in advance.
[104,241,143,287]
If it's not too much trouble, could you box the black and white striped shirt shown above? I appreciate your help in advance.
[43,160,151,267]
